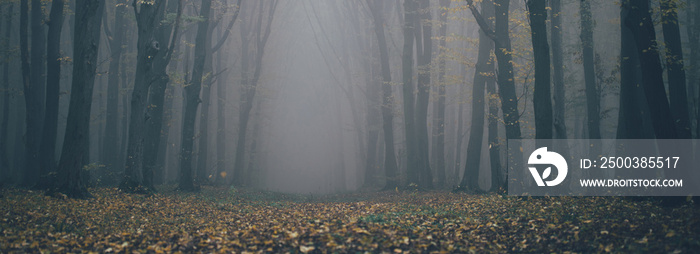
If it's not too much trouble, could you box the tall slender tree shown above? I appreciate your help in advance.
[465,0,523,192]
[580,0,600,141]
[180,0,213,191]
[550,0,567,140]
[660,0,690,138]
[433,0,450,187]
[401,0,418,186]
[367,0,399,190]
[52,0,104,198]
[461,0,494,192]
[528,0,552,144]
[0,3,12,180]
[102,0,129,176]
[232,0,278,186]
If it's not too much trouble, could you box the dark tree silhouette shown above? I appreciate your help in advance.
[528,0,552,144]
[39,0,65,178]
[461,0,494,192]
[660,0,691,139]
[367,0,399,190]
[52,0,104,199]
[550,0,567,141]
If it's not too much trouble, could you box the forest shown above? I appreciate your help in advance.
[0,0,699,252]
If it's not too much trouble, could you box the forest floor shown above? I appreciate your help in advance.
[0,187,698,253]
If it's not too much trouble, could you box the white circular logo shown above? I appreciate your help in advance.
[528,147,568,186]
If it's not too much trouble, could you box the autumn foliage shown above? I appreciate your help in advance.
[0,187,698,253]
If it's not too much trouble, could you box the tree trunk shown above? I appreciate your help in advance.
[38,0,64,179]
[232,1,277,186]
[413,0,433,189]
[401,0,418,187]
[528,0,552,144]
[580,0,600,141]
[433,0,450,188]
[617,1,649,139]
[22,0,46,187]
[180,0,213,191]
[461,0,494,192]
[53,0,104,199]
[660,0,690,138]
[622,0,677,139]
[0,3,13,179]
[368,0,399,190]
[143,0,182,191]
[486,52,502,193]
[550,0,567,140]
[102,0,128,177]
[121,1,168,193]
[196,44,214,183]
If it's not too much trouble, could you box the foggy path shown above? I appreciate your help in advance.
[256,2,357,194]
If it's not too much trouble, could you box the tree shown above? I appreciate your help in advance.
[52,0,104,198]
[38,0,65,179]
[367,0,399,190]
[102,0,129,177]
[616,0,649,139]
[433,0,450,187]
[460,0,494,192]
[660,0,690,138]
[465,0,523,192]
[180,0,214,191]
[580,0,600,141]
[401,0,419,187]
[142,0,182,190]
[21,0,46,186]
[621,0,676,139]
[0,2,13,181]
[528,0,552,144]
[121,0,169,192]
[232,0,278,186]
[550,0,567,141]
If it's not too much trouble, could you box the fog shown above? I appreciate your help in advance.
[0,0,698,197]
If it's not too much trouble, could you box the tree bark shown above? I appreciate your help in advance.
[22,0,46,187]
[413,0,433,189]
[38,0,64,179]
[622,0,677,139]
[550,0,567,140]
[368,0,399,190]
[121,1,168,193]
[53,0,104,199]
[180,0,213,191]
[580,0,600,141]
[102,0,128,177]
[401,0,418,187]
[528,0,552,144]
[232,1,277,186]
[0,3,13,179]
[461,0,494,192]
[660,0,690,138]
[433,0,450,188]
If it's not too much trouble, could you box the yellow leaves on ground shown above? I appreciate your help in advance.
[0,188,697,253]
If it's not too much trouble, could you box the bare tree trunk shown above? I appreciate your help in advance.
[461,0,494,192]
[433,0,450,188]
[0,3,13,180]
[121,1,168,192]
[528,0,552,144]
[39,0,65,179]
[102,0,128,177]
[232,1,277,186]
[401,0,418,187]
[661,0,691,138]
[180,0,213,191]
[52,0,104,199]
[580,0,600,140]
[413,0,433,189]
[551,0,567,141]
[368,0,399,190]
